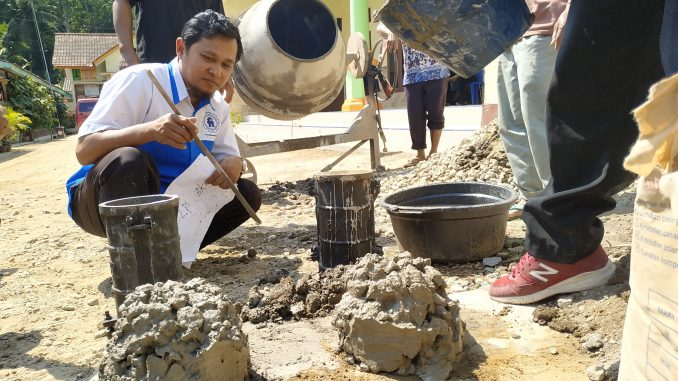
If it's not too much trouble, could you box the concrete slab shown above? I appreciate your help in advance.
[236,105,481,154]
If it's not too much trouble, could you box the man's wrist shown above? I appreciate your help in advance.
[136,122,155,144]
[119,45,140,65]
[119,44,135,56]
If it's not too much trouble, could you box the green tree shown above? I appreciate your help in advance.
[0,23,8,50]
[59,0,114,33]
[7,74,59,131]
[0,0,60,80]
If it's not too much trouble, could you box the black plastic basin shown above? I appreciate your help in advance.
[380,182,518,263]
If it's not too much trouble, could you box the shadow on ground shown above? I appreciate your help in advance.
[448,331,486,380]
[0,331,94,380]
[0,149,29,165]
[0,268,18,287]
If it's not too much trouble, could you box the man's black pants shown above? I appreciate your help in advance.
[71,147,262,249]
[524,0,677,263]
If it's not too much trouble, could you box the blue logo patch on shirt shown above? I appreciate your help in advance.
[202,111,219,136]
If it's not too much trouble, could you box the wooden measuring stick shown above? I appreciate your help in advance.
[146,69,262,224]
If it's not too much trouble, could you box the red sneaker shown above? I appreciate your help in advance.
[489,246,615,305]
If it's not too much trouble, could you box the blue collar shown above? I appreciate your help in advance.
[167,63,181,105]
[168,62,212,115]
[193,98,211,116]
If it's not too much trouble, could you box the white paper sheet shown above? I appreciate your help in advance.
[165,155,235,267]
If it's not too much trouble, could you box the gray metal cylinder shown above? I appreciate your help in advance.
[313,171,381,269]
[233,0,346,120]
[99,195,183,312]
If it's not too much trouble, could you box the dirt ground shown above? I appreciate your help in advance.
[0,136,633,380]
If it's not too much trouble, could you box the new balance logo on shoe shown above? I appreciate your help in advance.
[489,248,615,305]
[529,263,559,282]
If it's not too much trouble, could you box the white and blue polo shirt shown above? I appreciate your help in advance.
[65,58,239,217]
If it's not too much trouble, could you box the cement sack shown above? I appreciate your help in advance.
[619,72,678,381]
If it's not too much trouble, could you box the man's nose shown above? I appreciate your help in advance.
[208,64,223,79]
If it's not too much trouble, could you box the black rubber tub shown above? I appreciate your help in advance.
[380,182,518,263]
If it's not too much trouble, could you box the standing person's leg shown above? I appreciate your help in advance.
[200,179,262,249]
[490,0,666,304]
[405,82,427,166]
[71,147,161,237]
[513,35,557,192]
[422,78,448,157]
[429,130,442,157]
[662,0,678,75]
[497,46,541,199]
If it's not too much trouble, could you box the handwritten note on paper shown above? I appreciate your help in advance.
[165,155,235,267]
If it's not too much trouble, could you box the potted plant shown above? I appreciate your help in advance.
[0,128,14,153]
[1,107,32,152]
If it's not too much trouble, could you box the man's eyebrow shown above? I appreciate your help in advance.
[200,46,235,63]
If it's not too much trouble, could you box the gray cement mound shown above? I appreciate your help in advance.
[380,119,517,195]
[241,265,348,323]
[332,253,465,380]
[99,278,249,381]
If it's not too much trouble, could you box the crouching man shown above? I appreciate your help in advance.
[65,10,261,252]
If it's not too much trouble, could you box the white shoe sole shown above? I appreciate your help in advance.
[490,260,616,305]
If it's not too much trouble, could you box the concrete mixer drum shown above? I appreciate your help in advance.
[233,3,398,176]
[268,0,336,60]
[233,0,347,120]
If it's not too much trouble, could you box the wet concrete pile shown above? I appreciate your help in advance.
[99,279,249,381]
[332,253,465,380]
[241,265,348,323]
[261,179,315,199]
[380,120,515,194]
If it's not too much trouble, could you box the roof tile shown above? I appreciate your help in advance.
[52,33,119,67]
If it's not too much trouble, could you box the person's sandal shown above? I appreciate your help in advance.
[404,157,424,168]
[507,202,525,220]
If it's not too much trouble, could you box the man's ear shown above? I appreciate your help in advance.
[176,38,185,57]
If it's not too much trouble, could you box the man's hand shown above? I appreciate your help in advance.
[222,79,235,103]
[0,107,8,141]
[148,114,198,149]
[551,3,570,50]
[205,156,242,188]
[376,22,399,53]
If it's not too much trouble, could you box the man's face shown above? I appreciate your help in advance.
[176,35,238,100]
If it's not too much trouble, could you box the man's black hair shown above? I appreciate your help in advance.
[181,10,243,62]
